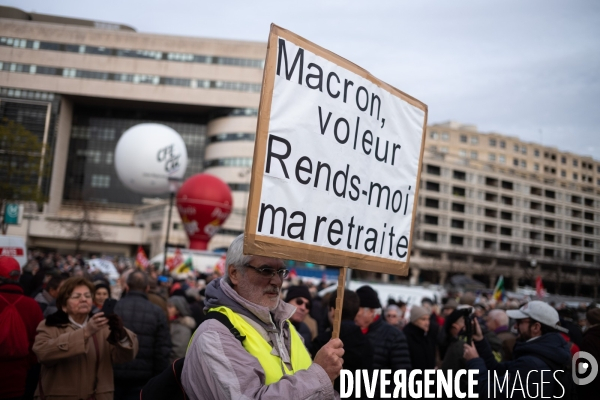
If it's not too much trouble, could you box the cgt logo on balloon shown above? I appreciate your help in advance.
[176,174,233,250]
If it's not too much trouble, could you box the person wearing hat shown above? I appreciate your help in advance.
[464,300,572,398]
[167,295,196,363]
[579,307,600,399]
[285,285,314,351]
[355,285,411,381]
[403,305,436,370]
[0,256,45,400]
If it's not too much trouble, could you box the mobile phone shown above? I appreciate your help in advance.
[101,298,118,317]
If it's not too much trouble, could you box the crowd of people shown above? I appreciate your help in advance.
[1,236,599,399]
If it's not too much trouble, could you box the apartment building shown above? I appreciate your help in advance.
[408,122,600,297]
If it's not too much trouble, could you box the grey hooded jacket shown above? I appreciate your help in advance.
[181,278,335,400]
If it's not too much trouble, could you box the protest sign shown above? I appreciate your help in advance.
[245,24,427,277]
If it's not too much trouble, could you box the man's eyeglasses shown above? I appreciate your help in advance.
[293,298,311,309]
[244,264,289,279]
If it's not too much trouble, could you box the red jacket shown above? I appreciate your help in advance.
[0,283,44,398]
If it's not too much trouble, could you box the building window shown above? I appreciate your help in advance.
[471,136,478,145]
[514,144,519,152]
[440,146,449,153]
[90,174,110,188]
[489,139,496,147]
[425,198,439,208]
[450,235,464,246]
[534,149,540,157]
[573,173,578,180]
[460,135,467,143]
[513,158,519,166]
[459,149,467,158]
[471,151,478,159]
[453,170,466,180]
[534,163,539,171]
[430,131,439,139]
[499,140,506,149]
[499,155,505,164]
[150,222,162,231]
[561,170,566,177]
[521,146,527,154]
[441,132,449,141]
[426,164,441,175]
[520,160,527,168]
[451,219,465,229]
[561,156,566,164]
[424,215,439,225]
[426,181,440,192]
[573,159,578,167]
[424,232,438,242]
[488,153,496,162]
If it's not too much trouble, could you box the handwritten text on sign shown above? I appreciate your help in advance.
[256,38,425,262]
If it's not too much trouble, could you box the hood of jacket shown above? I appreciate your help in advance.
[513,332,571,366]
[204,278,296,333]
[173,315,196,329]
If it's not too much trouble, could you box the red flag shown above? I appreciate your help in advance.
[135,246,149,270]
[535,276,546,298]
[166,248,184,272]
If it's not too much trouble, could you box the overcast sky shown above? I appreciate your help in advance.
[4,0,599,158]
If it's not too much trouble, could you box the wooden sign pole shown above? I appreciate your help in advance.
[331,267,348,339]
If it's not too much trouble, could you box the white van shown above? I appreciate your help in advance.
[318,280,446,309]
[0,235,27,268]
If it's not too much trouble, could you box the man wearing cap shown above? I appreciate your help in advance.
[285,285,314,352]
[182,234,344,399]
[579,307,600,398]
[0,256,44,400]
[464,300,571,398]
[403,305,436,370]
[355,285,411,373]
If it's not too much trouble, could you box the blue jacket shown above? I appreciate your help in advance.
[467,332,571,399]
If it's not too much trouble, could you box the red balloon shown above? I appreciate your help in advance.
[176,174,233,250]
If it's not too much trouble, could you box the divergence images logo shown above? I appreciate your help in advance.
[572,351,598,386]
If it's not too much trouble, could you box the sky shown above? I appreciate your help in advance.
[4,0,600,158]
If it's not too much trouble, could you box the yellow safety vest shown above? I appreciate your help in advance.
[209,306,313,385]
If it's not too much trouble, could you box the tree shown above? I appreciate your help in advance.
[0,119,52,234]
[56,199,104,254]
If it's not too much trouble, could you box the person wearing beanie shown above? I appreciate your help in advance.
[0,256,44,399]
[167,295,196,363]
[403,305,436,370]
[93,281,112,310]
[355,285,411,395]
[285,285,313,351]
[580,307,600,398]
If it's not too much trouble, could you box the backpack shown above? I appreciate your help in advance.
[534,354,578,400]
[140,311,246,400]
[0,295,30,359]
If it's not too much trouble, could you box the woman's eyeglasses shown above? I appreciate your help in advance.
[244,264,290,279]
[69,293,92,300]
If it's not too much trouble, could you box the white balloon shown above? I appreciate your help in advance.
[114,123,188,195]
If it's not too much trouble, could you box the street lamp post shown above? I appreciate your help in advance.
[163,177,182,274]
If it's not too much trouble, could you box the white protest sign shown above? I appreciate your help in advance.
[245,25,427,275]
[87,259,120,280]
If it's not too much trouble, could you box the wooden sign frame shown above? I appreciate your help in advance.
[244,24,428,278]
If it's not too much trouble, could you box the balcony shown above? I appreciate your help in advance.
[452,202,465,213]
[486,177,499,187]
